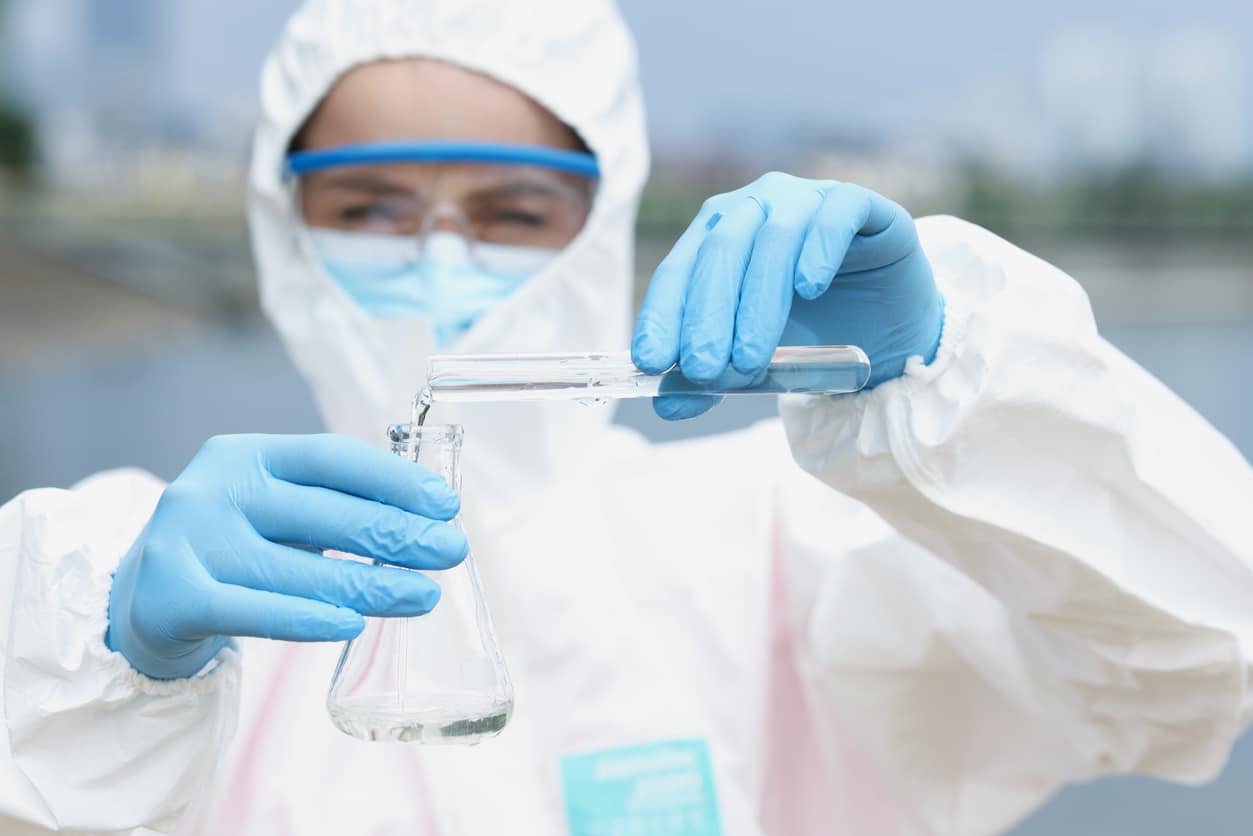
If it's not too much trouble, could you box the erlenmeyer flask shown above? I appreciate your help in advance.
[326,422,513,744]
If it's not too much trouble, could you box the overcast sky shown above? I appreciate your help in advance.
[8,0,1253,157]
[625,0,1252,151]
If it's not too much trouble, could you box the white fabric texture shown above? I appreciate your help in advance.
[0,470,240,833]
[1,0,1252,834]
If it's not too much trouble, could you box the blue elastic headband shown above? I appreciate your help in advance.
[286,141,599,178]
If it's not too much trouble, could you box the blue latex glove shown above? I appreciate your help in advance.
[631,173,944,419]
[107,433,468,680]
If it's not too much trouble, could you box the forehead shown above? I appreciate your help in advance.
[296,58,584,152]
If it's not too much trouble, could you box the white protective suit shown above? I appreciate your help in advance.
[3,1,1253,834]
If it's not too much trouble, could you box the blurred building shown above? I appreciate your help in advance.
[952,25,1252,179]
[1039,28,1146,172]
[798,140,959,210]
[4,0,254,199]
[1145,29,1250,178]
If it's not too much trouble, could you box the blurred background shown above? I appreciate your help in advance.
[1,2,1250,832]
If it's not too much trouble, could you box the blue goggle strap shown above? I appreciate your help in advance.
[286,141,599,179]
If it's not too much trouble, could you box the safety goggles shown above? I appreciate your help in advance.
[286,141,599,258]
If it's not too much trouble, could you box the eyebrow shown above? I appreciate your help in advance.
[308,172,418,196]
[307,172,581,202]
[464,180,576,202]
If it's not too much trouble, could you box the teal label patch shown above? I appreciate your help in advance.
[560,739,723,836]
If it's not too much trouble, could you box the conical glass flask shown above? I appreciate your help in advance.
[326,422,513,744]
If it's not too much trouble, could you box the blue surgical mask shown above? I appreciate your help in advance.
[308,228,560,346]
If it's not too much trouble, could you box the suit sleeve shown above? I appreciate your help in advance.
[777,216,1253,835]
[0,469,241,834]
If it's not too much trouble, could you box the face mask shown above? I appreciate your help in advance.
[308,228,560,347]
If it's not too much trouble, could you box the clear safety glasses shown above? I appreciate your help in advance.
[286,141,599,261]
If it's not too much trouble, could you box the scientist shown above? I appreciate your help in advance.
[1,0,1252,834]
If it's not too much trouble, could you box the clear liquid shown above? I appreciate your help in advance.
[412,386,433,431]
[328,694,511,744]
[421,346,870,404]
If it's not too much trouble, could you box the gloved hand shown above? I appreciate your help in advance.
[631,172,944,419]
[107,433,468,680]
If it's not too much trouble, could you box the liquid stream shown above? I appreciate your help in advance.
[399,391,436,717]
[413,386,433,432]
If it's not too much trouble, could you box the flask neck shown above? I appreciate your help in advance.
[388,423,463,491]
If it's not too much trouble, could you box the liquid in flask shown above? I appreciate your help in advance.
[326,422,513,744]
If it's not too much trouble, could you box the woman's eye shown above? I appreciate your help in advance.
[488,209,547,227]
[337,203,403,224]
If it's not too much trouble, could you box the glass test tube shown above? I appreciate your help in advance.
[424,345,870,404]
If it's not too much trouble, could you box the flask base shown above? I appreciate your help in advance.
[327,694,511,744]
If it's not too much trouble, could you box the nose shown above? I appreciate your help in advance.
[420,203,472,239]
